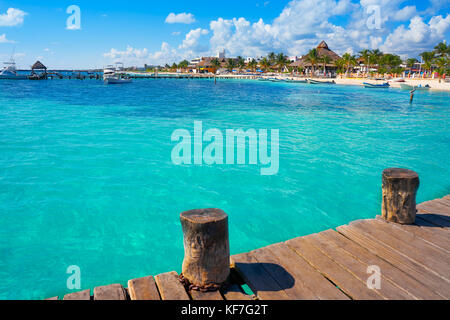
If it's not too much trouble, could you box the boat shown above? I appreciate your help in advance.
[400,83,430,90]
[363,82,390,88]
[285,79,307,83]
[103,64,132,84]
[0,59,28,80]
[307,79,335,84]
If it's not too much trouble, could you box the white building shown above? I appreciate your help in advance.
[217,49,226,59]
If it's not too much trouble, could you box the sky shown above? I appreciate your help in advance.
[0,0,449,69]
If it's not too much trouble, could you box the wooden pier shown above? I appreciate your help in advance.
[47,170,450,300]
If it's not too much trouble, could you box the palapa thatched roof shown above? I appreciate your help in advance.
[290,41,341,68]
[32,61,47,70]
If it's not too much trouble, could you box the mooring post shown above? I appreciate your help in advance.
[180,208,230,290]
[381,168,420,224]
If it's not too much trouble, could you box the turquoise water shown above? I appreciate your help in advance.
[0,78,449,299]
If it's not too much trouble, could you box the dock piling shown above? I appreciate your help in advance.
[381,168,420,224]
[180,208,230,290]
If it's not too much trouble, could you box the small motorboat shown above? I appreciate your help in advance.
[400,83,430,90]
[285,79,307,83]
[307,79,335,84]
[363,82,390,88]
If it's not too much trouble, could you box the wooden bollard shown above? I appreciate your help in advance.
[180,208,230,288]
[381,168,420,224]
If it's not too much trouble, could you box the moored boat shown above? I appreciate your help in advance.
[0,60,28,80]
[400,83,430,90]
[307,79,335,84]
[363,82,390,88]
[103,64,132,84]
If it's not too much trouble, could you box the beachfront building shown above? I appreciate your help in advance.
[290,41,341,76]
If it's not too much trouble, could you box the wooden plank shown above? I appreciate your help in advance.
[264,243,349,300]
[63,289,91,300]
[303,233,414,300]
[93,284,127,300]
[417,202,450,220]
[286,236,383,300]
[231,252,290,300]
[154,271,190,300]
[45,296,59,300]
[221,284,253,300]
[374,216,450,252]
[435,198,450,208]
[190,290,223,300]
[250,245,318,299]
[319,229,442,300]
[350,220,450,280]
[128,276,161,300]
[337,224,450,298]
[416,213,450,227]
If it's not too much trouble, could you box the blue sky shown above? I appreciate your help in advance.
[0,0,449,68]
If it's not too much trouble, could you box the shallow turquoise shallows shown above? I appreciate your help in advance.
[0,78,449,299]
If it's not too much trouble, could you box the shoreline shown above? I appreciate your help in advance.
[128,72,450,91]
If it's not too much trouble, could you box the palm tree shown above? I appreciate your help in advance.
[369,49,383,74]
[358,49,371,76]
[419,51,436,75]
[434,42,449,58]
[276,53,288,73]
[335,58,345,74]
[268,52,276,64]
[236,56,246,73]
[248,59,258,72]
[226,58,236,72]
[305,48,319,76]
[320,55,331,75]
[342,53,357,75]
[260,57,271,72]
[435,56,448,77]
[211,58,221,73]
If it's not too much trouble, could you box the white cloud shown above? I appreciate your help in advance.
[179,28,209,51]
[0,8,27,27]
[165,12,195,24]
[393,6,417,21]
[0,34,15,43]
[381,14,450,56]
[171,31,181,36]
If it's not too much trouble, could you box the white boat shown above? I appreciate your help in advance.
[400,83,430,90]
[103,64,132,84]
[0,60,28,80]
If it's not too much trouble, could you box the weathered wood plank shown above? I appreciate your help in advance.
[286,236,383,300]
[265,242,349,300]
[63,289,91,300]
[250,245,318,299]
[190,290,223,300]
[231,252,290,300]
[221,284,253,300]
[319,229,442,300]
[350,220,450,280]
[93,284,127,300]
[374,216,450,252]
[435,198,450,208]
[128,276,161,300]
[416,213,450,227]
[337,224,450,298]
[303,233,414,300]
[154,271,190,300]
[418,200,450,217]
